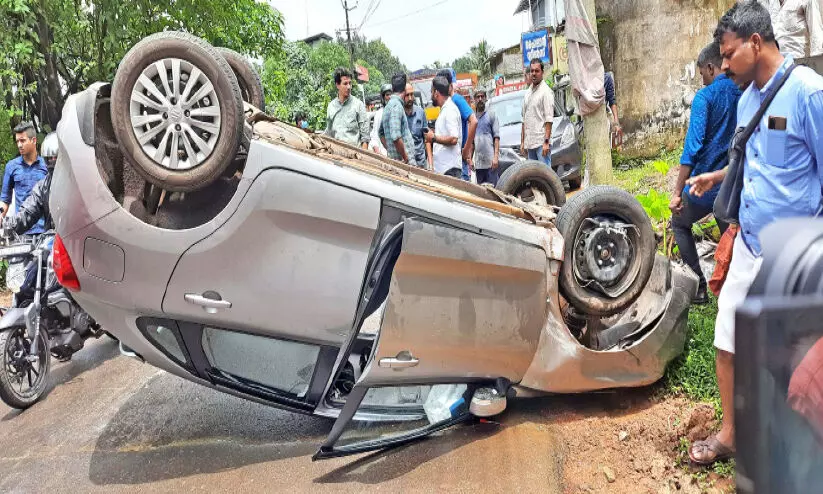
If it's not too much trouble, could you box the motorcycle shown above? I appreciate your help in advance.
[0,230,103,409]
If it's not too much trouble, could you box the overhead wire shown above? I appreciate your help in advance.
[365,0,456,28]
[358,0,381,29]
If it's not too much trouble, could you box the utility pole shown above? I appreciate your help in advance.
[578,0,613,185]
[342,0,357,71]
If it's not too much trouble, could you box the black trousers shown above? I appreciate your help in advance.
[671,192,728,284]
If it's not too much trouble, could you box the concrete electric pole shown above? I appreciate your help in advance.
[342,0,357,71]
[579,0,613,185]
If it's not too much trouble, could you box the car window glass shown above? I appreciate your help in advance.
[334,384,467,449]
[202,327,319,398]
[489,97,523,127]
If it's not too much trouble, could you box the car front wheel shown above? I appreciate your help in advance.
[556,186,656,317]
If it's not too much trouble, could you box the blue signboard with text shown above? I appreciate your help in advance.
[521,29,552,68]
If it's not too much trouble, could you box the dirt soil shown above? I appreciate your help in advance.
[528,387,734,494]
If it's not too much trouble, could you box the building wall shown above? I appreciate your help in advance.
[596,0,736,157]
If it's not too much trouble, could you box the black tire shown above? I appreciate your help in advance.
[556,185,656,317]
[496,160,566,207]
[0,327,50,409]
[215,47,265,110]
[111,31,245,192]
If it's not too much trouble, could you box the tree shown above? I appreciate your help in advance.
[449,40,494,78]
[262,34,406,131]
[469,40,493,79]
[262,40,359,130]
[342,33,406,81]
[308,41,353,99]
[452,56,474,75]
[0,0,284,160]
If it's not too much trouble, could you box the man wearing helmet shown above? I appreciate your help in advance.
[1,122,49,235]
[3,132,58,236]
[369,84,393,156]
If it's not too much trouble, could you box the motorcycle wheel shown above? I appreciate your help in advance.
[0,326,50,409]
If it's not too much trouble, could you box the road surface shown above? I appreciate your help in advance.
[0,338,564,493]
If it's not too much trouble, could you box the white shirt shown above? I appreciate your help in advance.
[521,81,555,150]
[760,0,823,58]
[433,97,463,174]
[369,108,388,156]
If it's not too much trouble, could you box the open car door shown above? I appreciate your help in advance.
[314,218,550,459]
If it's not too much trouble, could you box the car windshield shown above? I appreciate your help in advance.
[489,90,567,128]
[489,96,524,127]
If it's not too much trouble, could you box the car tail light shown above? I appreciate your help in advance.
[53,234,80,291]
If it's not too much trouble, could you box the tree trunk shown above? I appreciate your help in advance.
[577,0,614,185]
[33,6,64,131]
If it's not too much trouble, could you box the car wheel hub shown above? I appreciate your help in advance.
[129,58,222,171]
[582,228,630,284]
[572,216,639,298]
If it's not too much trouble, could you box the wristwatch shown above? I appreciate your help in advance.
[544,138,550,144]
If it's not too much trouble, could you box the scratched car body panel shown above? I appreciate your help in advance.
[50,84,697,458]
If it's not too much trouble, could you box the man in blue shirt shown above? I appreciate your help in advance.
[404,82,429,167]
[670,41,741,304]
[437,70,477,181]
[1,122,48,235]
[686,0,823,466]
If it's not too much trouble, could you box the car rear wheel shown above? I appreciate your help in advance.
[110,31,244,192]
[556,186,656,317]
[496,160,566,207]
[215,47,265,110]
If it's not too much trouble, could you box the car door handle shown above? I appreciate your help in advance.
[184,293,232,313]
[378,355,420,369]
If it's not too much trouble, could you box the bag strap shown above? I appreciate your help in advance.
[734,64,797,152]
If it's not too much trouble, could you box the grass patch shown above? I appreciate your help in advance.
[664,295,721,409]
[610,147,681,195]
[611,160,662,195]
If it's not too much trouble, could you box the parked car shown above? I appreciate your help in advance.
[488,86,583,192]
[46,32,696,460]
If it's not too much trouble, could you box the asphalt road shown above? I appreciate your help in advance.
[0,337,564,493]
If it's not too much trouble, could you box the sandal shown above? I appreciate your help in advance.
[688,435,735,465]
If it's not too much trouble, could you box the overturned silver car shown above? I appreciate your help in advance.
[45,33,697,459]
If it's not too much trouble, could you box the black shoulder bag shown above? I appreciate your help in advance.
[713,64,797,225]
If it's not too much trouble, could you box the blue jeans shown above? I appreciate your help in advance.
[527,147,551,166]
[461,160,470,181]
